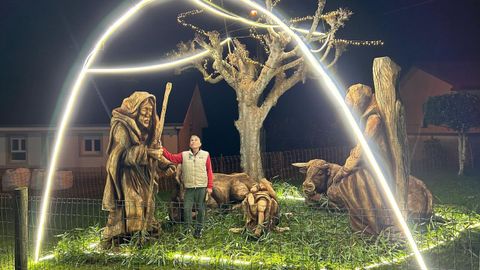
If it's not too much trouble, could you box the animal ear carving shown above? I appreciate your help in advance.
[292,162,308,174]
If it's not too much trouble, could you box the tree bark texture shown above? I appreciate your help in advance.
[372,57,409,212]
[235,104,265,181]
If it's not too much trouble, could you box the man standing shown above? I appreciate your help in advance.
[163,135,214,238]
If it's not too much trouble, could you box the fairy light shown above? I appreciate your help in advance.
[333,38,384,46]
[192,0,326,37]
[290,10,348,24]
[177,9,208,35]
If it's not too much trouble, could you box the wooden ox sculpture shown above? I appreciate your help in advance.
[293,159,433,236]
[168,165,257,222]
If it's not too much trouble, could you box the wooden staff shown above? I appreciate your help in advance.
[143,82,172,234]
[156,82,172,145]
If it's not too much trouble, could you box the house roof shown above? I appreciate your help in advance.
[414,62,480,90]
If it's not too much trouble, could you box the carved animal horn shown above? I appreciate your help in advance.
[319,163,330,170]
[292,162,308,168]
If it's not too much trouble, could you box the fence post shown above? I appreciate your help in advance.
[14,187,28,270]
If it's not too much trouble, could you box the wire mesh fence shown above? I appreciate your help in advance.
[0,194,14,270]
[0,146,457,200]
[211,146,351,182]
[0,191,479,269]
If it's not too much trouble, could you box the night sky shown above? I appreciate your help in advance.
[1,0,479,156]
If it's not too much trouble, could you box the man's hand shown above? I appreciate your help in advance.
[147,148,163,160]
[207,188,213,195]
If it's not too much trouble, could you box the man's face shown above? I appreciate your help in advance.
[189,136,202,150]
[138,100,153,129]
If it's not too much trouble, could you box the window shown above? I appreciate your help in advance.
[11,137,27,161]
[83,137,102,154]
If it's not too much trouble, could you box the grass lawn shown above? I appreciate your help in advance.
[2,169,480,269]
[415,168,480,212]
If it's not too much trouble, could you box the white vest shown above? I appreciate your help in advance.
[181,150,209,188]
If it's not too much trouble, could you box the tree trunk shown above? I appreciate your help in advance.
[235,103,265,181]
[458,131,466,176]
[373,57,409,212]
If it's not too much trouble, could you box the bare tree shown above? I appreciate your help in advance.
[174,0,380,180]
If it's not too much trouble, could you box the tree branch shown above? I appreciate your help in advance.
[192,60,224,84]
[260,64,305,118]
[194,32,238,88]
[280,46,300,61]
[306,0,326,42]
[326,43,346,68]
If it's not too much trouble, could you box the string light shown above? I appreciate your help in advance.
[192,0,327,37]
[332,39,384,47]
[177,9,208,35]
[290,10,350,24]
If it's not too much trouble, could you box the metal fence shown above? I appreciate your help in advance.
[211,146,351,182]
[0,146,456,200]
[1,195,479,269]
[0,194,14,270]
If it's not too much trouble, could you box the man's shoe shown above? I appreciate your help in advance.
[193,229,202,239]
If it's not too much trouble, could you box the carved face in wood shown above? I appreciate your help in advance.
[137,99,154,130]
[292,159,330,198]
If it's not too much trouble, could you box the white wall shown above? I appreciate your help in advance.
[0,126,180,169]
[27,134,42,167]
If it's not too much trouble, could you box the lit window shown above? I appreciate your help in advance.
[11,137,27,161]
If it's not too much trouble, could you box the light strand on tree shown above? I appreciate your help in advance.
[332,39,384,46]
[290,10,349,24]
[177,9,208,35]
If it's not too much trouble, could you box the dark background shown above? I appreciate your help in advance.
[1,0,479,156]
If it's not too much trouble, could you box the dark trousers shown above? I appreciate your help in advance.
[183,187,206,231]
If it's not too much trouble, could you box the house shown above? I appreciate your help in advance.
[0,84,208,169]
[399,62,480,168]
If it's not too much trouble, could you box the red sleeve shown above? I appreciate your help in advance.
[206,154,214,189]
[162,147,183,164]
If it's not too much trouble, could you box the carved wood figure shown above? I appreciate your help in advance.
[293,159,433,225]
[242,179,280,237]
[292,82,433,236]
[168,166,257,222]
[101,91,174,247]
[229,179,288,237]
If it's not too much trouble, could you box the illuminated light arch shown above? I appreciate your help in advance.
[88,38,231,74]
[34,0,427,269]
